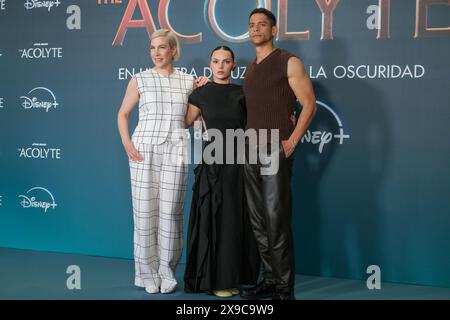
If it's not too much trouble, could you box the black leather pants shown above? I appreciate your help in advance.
[244,143,294,294]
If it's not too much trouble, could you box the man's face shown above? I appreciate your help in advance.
[249,13,276,46]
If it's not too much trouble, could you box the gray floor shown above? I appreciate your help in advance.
[1,247,450,300]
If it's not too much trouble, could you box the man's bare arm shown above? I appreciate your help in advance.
[283,57,317,157]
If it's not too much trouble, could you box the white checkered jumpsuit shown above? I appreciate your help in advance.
[130,69,193,293]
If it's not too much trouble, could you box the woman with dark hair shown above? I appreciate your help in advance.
[183,46,260,298]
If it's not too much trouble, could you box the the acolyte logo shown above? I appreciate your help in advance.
[19,43,63,59]
[18,143,62,160]
[20,87,59,112]
[110,0,450,46]
[19,187,58,213]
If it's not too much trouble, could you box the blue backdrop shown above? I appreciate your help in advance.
[1,0,450,288]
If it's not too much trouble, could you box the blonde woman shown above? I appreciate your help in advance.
[118,29,207,294]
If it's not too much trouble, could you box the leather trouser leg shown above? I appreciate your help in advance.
[244,143,294,294]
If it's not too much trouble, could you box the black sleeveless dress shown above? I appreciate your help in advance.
[184,82,260,293]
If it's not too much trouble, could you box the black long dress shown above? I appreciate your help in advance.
[184,82,260,293]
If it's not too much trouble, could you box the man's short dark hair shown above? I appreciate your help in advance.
[249,8,277,27]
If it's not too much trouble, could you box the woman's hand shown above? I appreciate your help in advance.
[195,76,211,87]
[123,140,144,162]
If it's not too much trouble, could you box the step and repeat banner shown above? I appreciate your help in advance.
[1,0,449,288]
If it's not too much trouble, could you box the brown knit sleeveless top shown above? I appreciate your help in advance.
[243,48,297,141]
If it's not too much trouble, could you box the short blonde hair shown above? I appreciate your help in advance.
[151,29,181,61]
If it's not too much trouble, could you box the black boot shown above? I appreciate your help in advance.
[240,281,276,300]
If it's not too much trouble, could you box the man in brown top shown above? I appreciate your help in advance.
[241,8,317,300]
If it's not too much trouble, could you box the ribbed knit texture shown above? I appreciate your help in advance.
[243,48,297,141]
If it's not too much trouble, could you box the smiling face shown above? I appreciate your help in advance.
[150,36,176,69]
[249,13,277,46]
[210,49,235,82]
